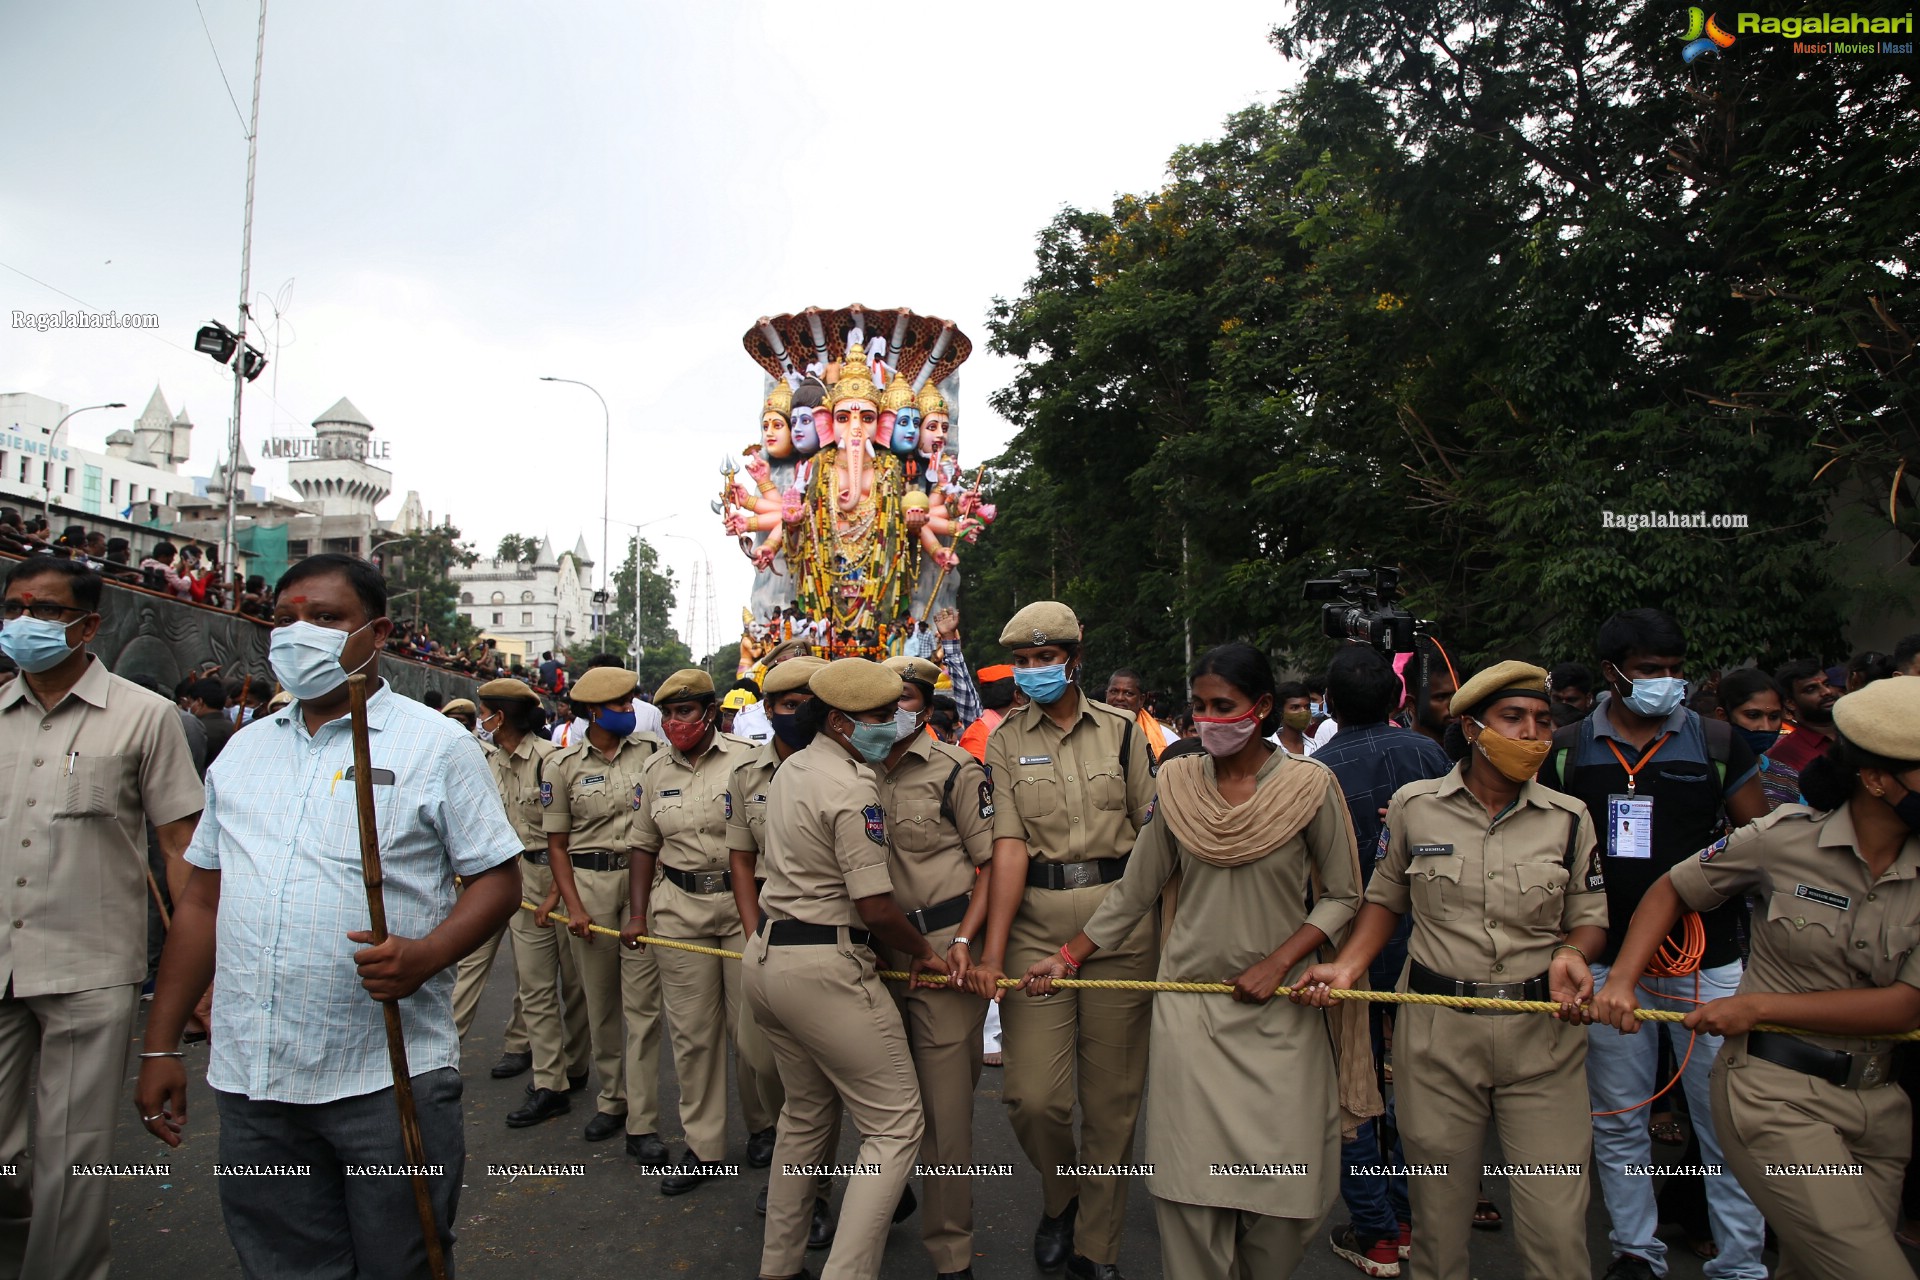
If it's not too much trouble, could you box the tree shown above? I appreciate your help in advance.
[705,642,742,686]
[494,533,542,565]
[386,521,480,650]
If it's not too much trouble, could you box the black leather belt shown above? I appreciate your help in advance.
[661,864,732,895]
[903,892,970,936]
[758,918,872,949]
[1027,855,1128,891]
[568,851,630,872]
[1747,1029,1895,1090]
[1408,959,1548,1014]
[521,849,550,866]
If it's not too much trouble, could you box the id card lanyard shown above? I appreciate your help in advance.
[1604,732,1671,860]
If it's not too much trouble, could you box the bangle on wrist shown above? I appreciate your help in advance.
[950,936,971,950]
[1553,942,1587,962]
[139,1050,185,1059]
[1058,944,1081,974]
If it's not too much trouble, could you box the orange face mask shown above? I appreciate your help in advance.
[1471,720,1551,782]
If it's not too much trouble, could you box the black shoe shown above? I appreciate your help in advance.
[505,1087,571,1128]
[936,1271,974,1280]
[566,1070,589,1093]
[490,1050,532,1079]
[582,1111,627,1142]
[1602,1258,1656,1280]
[1033,1198,1077,1272]
[755,1184,768,1216]
[807,1197,835,1250]
[1064,1259,1125,1280]
[892,1183,918,1223]
[626,1131,669,1167]
[659,1152,721,1196]
[746,1126,776,1168]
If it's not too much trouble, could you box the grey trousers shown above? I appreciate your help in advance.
[213,1066,466,1280]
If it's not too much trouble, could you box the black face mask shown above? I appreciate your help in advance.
[1893,785,1920,835]
[769,710,813,750]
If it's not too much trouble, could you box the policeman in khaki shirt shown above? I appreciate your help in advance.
[1299,661,1607,1280]
[726,656,837,1243]
[877,654,996,1280]
[974,601,1157,1279]
[627,668,775,1194]
[0,557,204,1280]
[461,678,591,1129]
[744,658,949,1280]
[1597,676,1920,1279]
[539,664,669,1164]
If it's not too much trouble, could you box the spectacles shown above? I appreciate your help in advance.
[2,601,88,622]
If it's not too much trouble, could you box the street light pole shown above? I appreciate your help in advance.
[41,402,126,525]
[539,376,611,639]
[222,0,270,579]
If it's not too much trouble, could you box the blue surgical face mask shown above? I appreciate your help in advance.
[0,616,81,673]
[595,707,638,738]
[1013,662,1071,706]
[1614,669,1687,718]
[268,619,374,700]
[847,717,897,764]
[1734,726,1779,757]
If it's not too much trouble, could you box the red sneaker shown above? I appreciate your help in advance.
[1396,1222,1412,1261]
[1329,1224,1402,1277]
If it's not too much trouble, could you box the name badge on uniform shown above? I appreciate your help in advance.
[583,774,607,786]
[751,793,767,804]
[1794,884,1851,911]
[1018,755,1052,766]
[1607,794,1653,859]
[660,789,682,797]
[1411,843,1453,857]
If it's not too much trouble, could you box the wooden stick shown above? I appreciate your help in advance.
[145,864,171,932]
[346,675,450,1280]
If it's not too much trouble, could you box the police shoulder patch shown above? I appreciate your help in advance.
[1374,823,1390,861]
[1698,835,1730,864]
[633,783,644,810]
[978,780,995,821]
[1142,796,1156,824]
[863,803,887,845]
[724,791,733,820]
[539,779,553,807]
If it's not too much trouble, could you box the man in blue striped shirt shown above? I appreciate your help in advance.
[135,554,522,1278]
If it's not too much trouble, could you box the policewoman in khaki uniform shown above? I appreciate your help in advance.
[627,668,775,1193]
[877,654,996,1280]
[1298,661,1607,1280]
[1596,676,1920,1279]
[539,664,669,1163]
[1027,642,1368,1279]
[727,655,838,1243]
[744,658,949,1280]
[468,678,591,1128]
[973,601,1158,1278]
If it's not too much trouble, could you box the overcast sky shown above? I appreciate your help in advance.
[2,1,1299,652]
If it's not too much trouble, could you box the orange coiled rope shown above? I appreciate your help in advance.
[1591,910,1707,1117]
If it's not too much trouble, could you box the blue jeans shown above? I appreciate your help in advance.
[1338,921,1411,1237]
[1587,961,1766,1279]
[214,1067,466,1280]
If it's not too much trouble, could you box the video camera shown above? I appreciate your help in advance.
[1302,567,1429,655]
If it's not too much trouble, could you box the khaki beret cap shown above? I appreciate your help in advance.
[765,638,812,665]
[571,666,637,704]
[1834,677,1920,761]
[762,655,827,697]
[477,678,538,702]
[440,699,477,718]
[1450,660,1551,718]
[884,655,942,689]
[809,657,904,713]
[267,690,293,710]
[999,600,1081,650]
[654,668,715,704]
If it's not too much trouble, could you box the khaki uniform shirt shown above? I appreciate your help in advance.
[1367,763,1607,985]
[1669,802,1920,1054]
[985,695,1155,863]
[877,731,995,912]
[725,740,780,854]
[0,657,205,996]
[489,734,556,852]
[632,730,747,937]
[759,736,894,928]
[540,733,660,853]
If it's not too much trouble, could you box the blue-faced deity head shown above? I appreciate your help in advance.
[890,406,921,455]
[791,405,819,455]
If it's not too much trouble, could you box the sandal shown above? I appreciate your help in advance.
[1472,1196,1502,1231]
[1689,1237,1719,1260]
[1649,1118,1686,1146]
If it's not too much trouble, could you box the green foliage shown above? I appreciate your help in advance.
[387,522,481,650]
[965,3,1912,696]
[494,534,542,565]
[705,643,742,686]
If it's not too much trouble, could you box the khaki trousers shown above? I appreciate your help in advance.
[881,924,988,1274]
[1000,881,1157,1264]
[0,983,141,1280]
[451,922,526,1048]
[1712,1040,1916,1280]
[1153,1197,1316,1280]
[655,922,777,1159]
[565,865,662,1132]
[745,927,922,1280]
[1395,1004,1591,1280]
[505,860,592,1093]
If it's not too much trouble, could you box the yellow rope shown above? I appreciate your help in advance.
[524,903,1920,1041]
